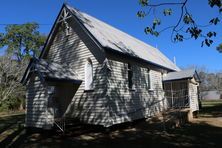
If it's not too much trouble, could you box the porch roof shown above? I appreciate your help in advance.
[163,69,200,82]
[35,59,81,81]
[21,58,82,84]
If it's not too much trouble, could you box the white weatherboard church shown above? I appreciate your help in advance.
[21,4,200,130]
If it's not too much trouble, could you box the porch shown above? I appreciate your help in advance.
[163,69,201,111]
[22,58,82,131]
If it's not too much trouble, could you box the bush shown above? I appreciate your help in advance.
[0,96,25,112]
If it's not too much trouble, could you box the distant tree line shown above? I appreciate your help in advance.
[198,69,222,92]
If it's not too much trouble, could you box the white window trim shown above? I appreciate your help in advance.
[128,63,135,91]
[147,69,154,91]
[84,58,93,91]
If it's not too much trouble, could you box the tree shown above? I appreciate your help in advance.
[0,22,46,61]
[217,43,222,52]
[198,69,222,92]
[0,55,27,110]
[182,65,222,92]
[137,0,222,49]
[0,23,46,111]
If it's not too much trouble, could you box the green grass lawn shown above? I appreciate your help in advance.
[199,100,222,117]
[201,100,222,106]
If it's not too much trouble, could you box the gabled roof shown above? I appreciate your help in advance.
[21,58,81,85]
[64,4,179,71]
[163,69,200,82]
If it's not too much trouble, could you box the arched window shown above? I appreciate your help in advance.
[85,58,93,90]
[147,69,152,90]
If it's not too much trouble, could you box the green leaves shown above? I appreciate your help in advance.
[202,39,213,47]
[208,0,222,8]
[209,17,220,25]
[137,11,147,18]
[216,43,222,52]
[0,33,5,48]
[186,27,202,39]
[200,31,216,47]
[139,0,149,7]
[137,0,221,49]
[144,18,161,36]
[208,0,222,13]
[0,23,46,61]
[152,18,161,29]
[163,9,172,16]
[174,33,184,42]
[183,14,194,24]
[144,27,159,37]
[207,31,217,38]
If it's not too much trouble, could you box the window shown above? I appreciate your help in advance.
[85,58,93,90]
[128,63,133,89]
[147,69,152,90]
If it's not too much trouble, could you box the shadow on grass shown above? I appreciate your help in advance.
[0,114,25,134]
[0,114,25,147]
[199,101,222,117]
[2,100,222,148]
[17,118,222,148]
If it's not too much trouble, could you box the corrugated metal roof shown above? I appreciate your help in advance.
[163,69,196,81]
[66,5,180,71]
[34,59,81,81]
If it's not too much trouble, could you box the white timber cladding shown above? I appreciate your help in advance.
[26,74,50,128]
[44,22,166,127]
[107,60,165,125]
[146,69,152,90]
[189,82,199,112]
[45,22,110,126]
[25,5,175,128]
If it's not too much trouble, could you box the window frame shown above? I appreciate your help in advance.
[147,69,153,91]
[128,63,135,91]
[84,58,94,91]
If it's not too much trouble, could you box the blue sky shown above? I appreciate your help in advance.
[0,0,221,72]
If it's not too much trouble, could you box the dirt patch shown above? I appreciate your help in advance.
[192,117,222,128]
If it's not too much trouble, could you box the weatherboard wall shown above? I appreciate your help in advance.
[106,58,166,125]
[25,74,51,129]
[189,79,199,112]
[42,15,168,126]
[25,6,174,128]
[44,17,110,126]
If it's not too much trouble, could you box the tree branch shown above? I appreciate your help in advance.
[147,2,185,7]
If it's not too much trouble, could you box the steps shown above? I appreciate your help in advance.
[54,118,66,133]
[53,117,81,133]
